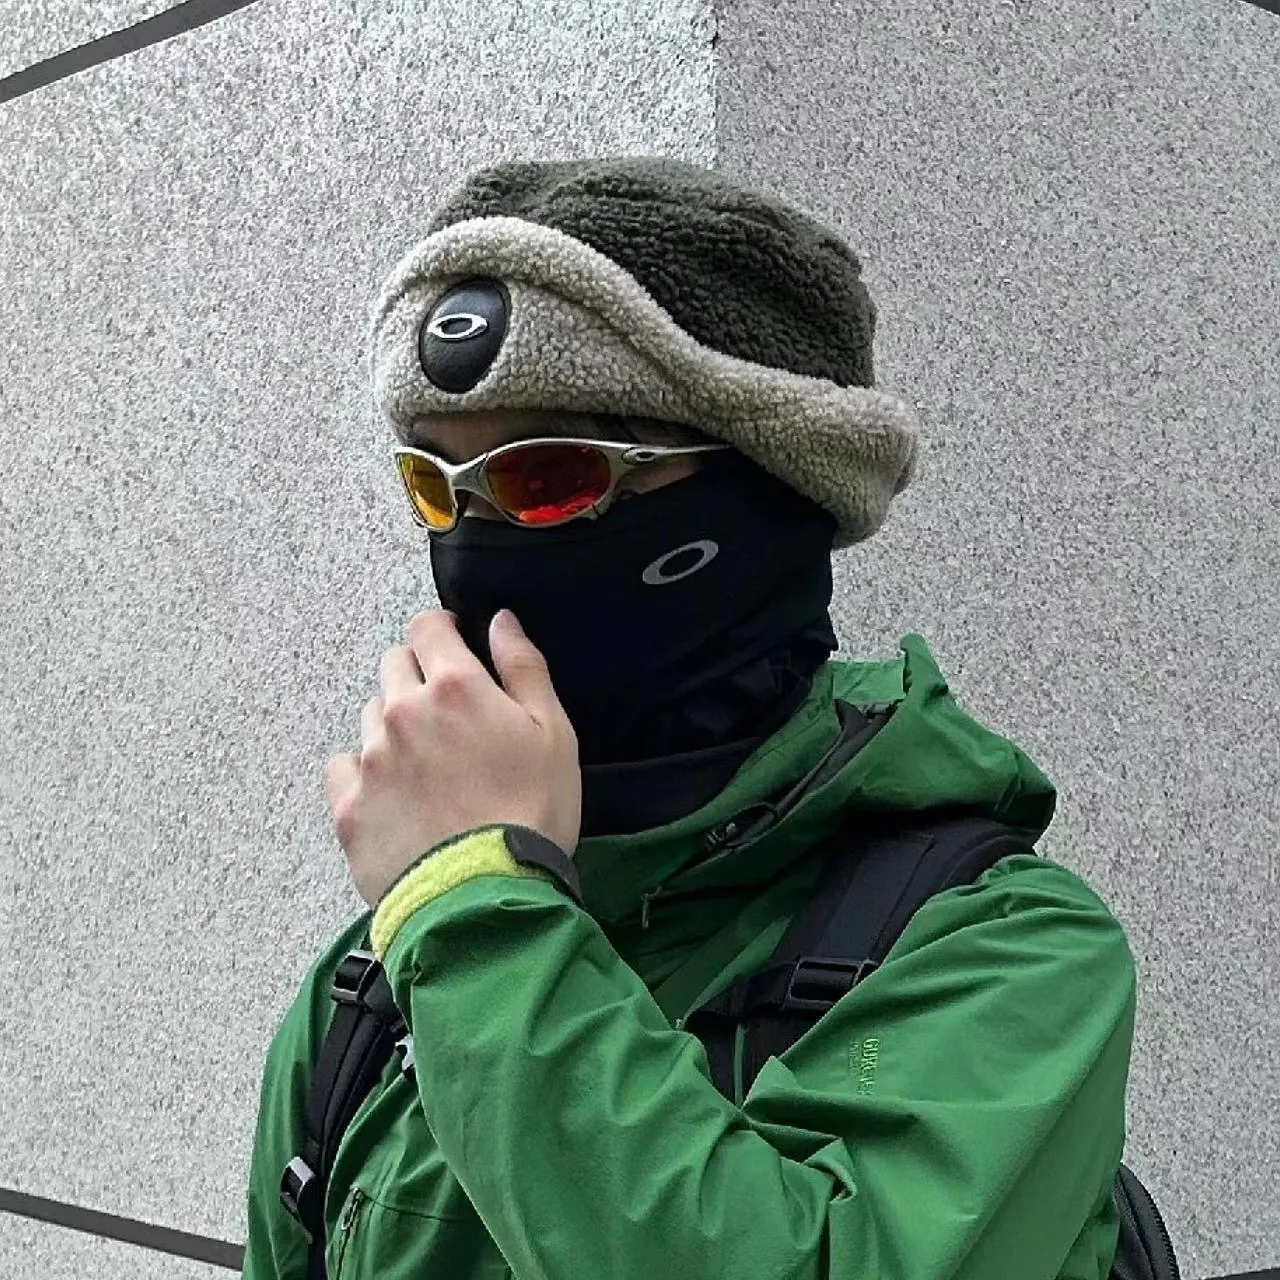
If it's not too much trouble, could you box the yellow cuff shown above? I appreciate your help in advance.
[371,826,543,958]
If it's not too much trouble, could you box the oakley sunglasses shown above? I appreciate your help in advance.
[393,436,731,533]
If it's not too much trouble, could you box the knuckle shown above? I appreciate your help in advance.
[407,612,436,644]
[331,793,358,842]
[379,696,417,736]
[378,648,402,682]
[509,650,547,676]
[424,666,474,707]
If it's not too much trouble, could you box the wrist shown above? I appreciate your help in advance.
[372,824,581,958]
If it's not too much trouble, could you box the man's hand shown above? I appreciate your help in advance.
[325,608,582,907]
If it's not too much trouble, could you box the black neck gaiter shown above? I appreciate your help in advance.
[429,453,838,828]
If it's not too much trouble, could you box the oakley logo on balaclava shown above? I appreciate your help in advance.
[418,278,510,394]
[641,539,720,585]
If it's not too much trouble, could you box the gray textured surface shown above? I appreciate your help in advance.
[0,1217,227,1280]
[0,0,713,1265]
[1,0,179,78]
[1,0,1277,1277]
[718,1,1280,1276]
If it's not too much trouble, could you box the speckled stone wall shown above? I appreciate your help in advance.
[0,1,714,1274]
[716,2,1279,1275]
[1,0,1276,1276]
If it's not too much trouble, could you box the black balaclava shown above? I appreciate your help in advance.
[429,447,838,836]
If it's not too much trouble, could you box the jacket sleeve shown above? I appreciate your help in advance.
[375,840,1136,1280]
[241,915,372,1280]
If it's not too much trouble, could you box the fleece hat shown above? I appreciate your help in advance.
[367,157,920,549]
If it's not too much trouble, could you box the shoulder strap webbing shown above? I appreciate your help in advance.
[686,808,1036,1101]
[742,808,1035,1092]
[279,948,409,1280]
[686,810,1183,1280]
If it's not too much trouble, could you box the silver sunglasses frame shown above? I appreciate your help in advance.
[393,436,731,532]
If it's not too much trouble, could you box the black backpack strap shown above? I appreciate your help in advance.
[745,808,1035,1093]
[687,808,1037,1100]
[687,808,1183,1280]
[279,948,412,1280]
[1111,1163,1182,1280]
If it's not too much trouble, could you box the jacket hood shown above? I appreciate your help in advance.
[574,633,1057,927]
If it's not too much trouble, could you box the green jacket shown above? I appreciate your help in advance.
[242,634,1136,1280]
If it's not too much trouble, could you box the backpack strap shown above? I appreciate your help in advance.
[279,947,413,1280]
[686,808,1037,1100]
[1113,1162,1182,1280]
[744,808,1037,1094]
[685,810,1183,1280]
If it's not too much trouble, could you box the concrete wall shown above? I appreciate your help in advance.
[717,2,1280,1274]
[0,0,1275,1277]
[0,0,714,1274]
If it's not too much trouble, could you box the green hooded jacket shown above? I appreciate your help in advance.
[242,634,1136,1280]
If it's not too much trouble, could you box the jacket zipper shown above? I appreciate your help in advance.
[695,702,899,863]
[332,1187,367,1280]
[640,701,900,931]
[732,1023,747,1104]
[641,889,657,930]
[640,881,740,930]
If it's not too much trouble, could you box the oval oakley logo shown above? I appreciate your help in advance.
[641,539,720,586]
[426,312,489,343]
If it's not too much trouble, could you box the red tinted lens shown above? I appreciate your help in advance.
[485,443,613,525]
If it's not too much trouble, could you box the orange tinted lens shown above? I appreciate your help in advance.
[397,454,456,530]
[486,443,613,525]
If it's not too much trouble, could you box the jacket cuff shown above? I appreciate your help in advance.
[370,825,579,958]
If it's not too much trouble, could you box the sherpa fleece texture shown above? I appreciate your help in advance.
[424,158,878,389]
[368,210,921,548]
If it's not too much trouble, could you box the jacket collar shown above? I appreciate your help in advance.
[574,635,1058,929]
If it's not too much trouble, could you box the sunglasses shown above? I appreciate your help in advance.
[393,436,731,533]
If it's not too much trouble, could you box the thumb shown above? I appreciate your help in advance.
[489,609,561,723]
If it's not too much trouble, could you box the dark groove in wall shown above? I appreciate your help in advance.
[0,1186,244,1271]
[0,0,263,104]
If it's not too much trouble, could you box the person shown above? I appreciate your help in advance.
[241,156,1136,1280]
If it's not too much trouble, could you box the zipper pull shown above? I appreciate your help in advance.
[640,886,662,930]
[339,1188,365,1236]
[702,820,740,854]
[703,803,777,854]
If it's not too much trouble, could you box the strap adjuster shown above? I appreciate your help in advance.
[782,956,878,1013]
[394,1032,415,1076]
[280,1155,322,1236]
[330,950,384,1007]
[330,949,407,1037]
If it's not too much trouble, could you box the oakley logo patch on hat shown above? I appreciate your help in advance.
[427,312,489,342]
[642,540,720,586]
[419,279,510,394]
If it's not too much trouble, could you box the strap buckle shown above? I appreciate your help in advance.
[330,949,407,1037]
[280,1155,322,1236]
[782,956,879,1014]
[394,1032,415,1077]
[330,950,385,1007]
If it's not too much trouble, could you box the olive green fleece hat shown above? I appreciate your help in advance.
[367,156,921,549]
